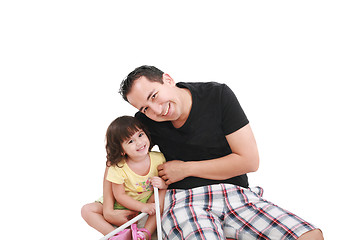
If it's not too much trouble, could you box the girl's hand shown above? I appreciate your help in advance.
[141,202,156,215]
[151,176,167,189]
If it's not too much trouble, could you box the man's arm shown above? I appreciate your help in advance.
[157,124,259,185]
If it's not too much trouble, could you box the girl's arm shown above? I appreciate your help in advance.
[158,189,166,214]
[102,166,137,226]
[102,167,115,214]
[112,183,156,215]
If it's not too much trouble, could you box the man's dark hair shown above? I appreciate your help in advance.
[119,65,164,102]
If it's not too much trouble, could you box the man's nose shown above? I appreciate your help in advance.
[149,102,162,115]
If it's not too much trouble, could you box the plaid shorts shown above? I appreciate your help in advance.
[161,184,316,240]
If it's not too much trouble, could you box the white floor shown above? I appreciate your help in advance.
[1,1,359,239]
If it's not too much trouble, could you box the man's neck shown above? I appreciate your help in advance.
[172,88,192,128]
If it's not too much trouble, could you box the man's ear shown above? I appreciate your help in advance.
[162,73,175,86]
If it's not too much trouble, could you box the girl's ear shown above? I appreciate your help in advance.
[162,73,175,86]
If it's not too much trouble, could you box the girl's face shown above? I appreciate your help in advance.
[121,129,150,160]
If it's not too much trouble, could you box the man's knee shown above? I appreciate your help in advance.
[299,229,323,240]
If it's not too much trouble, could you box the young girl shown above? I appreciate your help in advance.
[81,116,167,239]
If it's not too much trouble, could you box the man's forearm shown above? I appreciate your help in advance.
[187,152,259,180]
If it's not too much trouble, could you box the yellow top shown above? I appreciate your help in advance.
[107,151,166,201]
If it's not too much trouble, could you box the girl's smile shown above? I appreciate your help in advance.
[121,130,150,160]
[137,144,148,152]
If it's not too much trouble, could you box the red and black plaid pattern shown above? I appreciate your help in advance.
[161,184,316,240]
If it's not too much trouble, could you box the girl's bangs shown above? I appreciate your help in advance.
[123,124,141,141]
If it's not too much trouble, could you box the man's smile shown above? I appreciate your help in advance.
[162,102,170,116]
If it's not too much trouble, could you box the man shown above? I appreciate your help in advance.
[117,65,322,239]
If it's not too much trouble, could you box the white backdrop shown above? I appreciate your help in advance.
[1,1,359,239]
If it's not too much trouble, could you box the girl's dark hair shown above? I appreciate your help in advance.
[120,65,164,102]
[105,116,152,167]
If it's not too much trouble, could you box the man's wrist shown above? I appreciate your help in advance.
[184,161,195,178]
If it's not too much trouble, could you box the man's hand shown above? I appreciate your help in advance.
[157,160,188,185]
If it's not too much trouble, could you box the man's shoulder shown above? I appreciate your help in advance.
[177,81,225,89]
[177,82,227,98]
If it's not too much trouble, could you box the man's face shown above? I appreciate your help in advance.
[126,75,182,123]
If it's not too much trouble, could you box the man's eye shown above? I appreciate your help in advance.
[143,107,148,113]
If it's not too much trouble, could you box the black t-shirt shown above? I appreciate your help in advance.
[135,82,250,189]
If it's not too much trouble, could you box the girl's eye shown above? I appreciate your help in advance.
[143,107,148,113]
[139,132,144,137]
[151,93,157,99]
[128,140,133,144]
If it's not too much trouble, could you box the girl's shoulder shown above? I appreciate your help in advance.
[107,164,127,184]
[149,151,166,163]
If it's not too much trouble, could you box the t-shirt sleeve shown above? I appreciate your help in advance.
[221,84,249,135]
[151,152,166,166]
[106,166,126,184]
[160,153,166,164]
